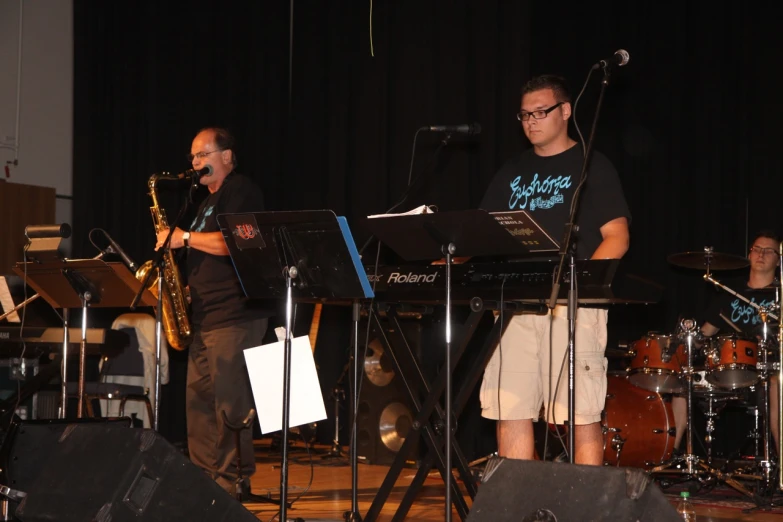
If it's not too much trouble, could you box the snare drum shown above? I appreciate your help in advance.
[603,375,676,468]
[705,334,759,389]
[627,333,687,393]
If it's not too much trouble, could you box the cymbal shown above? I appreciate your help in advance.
[667,251,749,270]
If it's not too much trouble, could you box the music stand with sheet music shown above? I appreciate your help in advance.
[362,208,557,522]
[12,260,157,420]
[217,209,373,522]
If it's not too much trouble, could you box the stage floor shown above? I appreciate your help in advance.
[242,439,783,521]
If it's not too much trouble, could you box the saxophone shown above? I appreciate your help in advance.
[135,174,193,350]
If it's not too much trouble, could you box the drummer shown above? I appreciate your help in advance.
[672,230,781,453]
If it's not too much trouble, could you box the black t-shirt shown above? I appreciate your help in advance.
[480,145,631,259]
[703,277,779,336]
[187,172,272,331]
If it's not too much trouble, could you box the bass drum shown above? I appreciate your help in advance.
[603,375,676,468]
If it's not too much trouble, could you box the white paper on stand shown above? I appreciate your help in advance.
[367,204,436,219]
[243,335,327,434]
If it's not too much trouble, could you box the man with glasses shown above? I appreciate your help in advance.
[155,127,272,498]
[672,230,781,455]
[478,74,630,465]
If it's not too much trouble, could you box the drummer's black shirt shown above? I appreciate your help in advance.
[702,276,779,336]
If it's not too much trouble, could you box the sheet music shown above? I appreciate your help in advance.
[490,210,559,252]
[0,276,20,322]
[367,204,436,219]
[244,336,327,434]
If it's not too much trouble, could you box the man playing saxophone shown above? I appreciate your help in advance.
[155,127,271,498]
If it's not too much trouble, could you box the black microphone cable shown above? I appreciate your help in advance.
[358,127,452,256]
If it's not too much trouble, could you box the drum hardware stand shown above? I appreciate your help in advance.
[703,395,719,464]
[0,485,25,521]
[316,363,349,462]
[778,242,783,491]
[325,383,346,459]
[747,307,781,501]
[649,319,756,499]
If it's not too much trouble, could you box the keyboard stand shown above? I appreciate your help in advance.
[362,210,555,521]
[363,301,543,521]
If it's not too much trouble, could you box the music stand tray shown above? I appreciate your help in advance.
[217,209,372,521]
[362,208,558,261]
[217,210,374,300]
[12,259,157,418]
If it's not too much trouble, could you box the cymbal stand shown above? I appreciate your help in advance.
[703,394,719,464]
[650,319,700,475]
[650,319,756,498]
[779,241,783,491]
[754,306,780,497]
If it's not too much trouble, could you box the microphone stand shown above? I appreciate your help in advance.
[548,64,614,462]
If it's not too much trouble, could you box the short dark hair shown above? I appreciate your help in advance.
[200,126,238,168]
[752,229,781,245]
[521,74,572,103]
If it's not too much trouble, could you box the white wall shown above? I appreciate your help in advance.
[0,0,73,252]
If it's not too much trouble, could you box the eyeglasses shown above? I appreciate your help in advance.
[187,149,224,162]
[517,102,564,122]
[750,246,778,257]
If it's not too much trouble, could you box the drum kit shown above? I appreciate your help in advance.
[602,247,783,502]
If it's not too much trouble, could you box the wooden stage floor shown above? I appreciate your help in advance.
[240,439,783,521]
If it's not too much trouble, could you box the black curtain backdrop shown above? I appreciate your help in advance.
[72,1,783,442]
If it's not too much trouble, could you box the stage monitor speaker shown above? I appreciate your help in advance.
[467,458,680,522]
[2,417,130,492]
[357,317,423,466]
[12,423,257,522]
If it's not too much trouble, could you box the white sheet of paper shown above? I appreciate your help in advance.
[244,335,327,434]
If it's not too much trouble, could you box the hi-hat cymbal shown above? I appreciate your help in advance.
[667,251,749,270]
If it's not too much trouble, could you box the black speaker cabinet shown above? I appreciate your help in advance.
[2,417,129,492]
[357,317,423,466]
[11,422,257,522]
[467,458,680,522]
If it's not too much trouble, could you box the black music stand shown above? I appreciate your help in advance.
[362,209,556,522]
[12,260,157,419]
[217,209,373,522]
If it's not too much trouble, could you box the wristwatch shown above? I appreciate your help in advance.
[182,231,191,248]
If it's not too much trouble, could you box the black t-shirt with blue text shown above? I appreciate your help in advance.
[479,145,630,259]
[703,277,780,336]
[187,172,273,331]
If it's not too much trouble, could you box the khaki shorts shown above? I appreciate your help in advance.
[480,306,608,425]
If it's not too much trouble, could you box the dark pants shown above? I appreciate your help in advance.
[186,318,267,493]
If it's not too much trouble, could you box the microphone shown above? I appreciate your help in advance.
[102,231,138,272]
[174,165,213,180]
[427,123,481,135]
[25,223,71,239]
[593,49,630,70]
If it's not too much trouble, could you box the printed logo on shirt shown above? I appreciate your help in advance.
[508,173,572,211]
[730,297,775,326]
[191,205,215,232]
